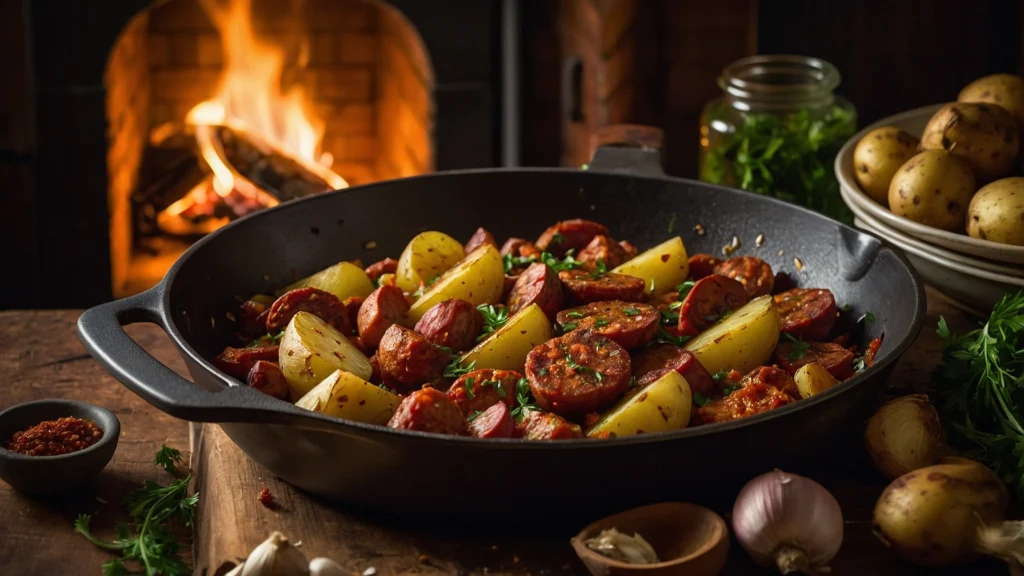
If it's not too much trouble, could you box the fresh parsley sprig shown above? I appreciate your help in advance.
[782,333,810,361]
[444,358,477,379]
[511,378,539,422]
[153,445,183,475]
[476,304,509,342]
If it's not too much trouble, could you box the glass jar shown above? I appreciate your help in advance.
[698,55,857,224]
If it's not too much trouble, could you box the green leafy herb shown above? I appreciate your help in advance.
[563,311,585,319]
[269,331,285,343]
[467,410,483,422]
[857,311,877,324]
[511,378,539,422]
[75,447,198,576]
[594,319,610,328]
[551,233,565,245]
[699,105,856,224]
[464,378,476,399]
[654,326,690,347]
[153,445,183,475]
[783,333,811,361]
[676,280,696,300]
[542,251,585,273]
[934,291,1024,499]
[502,253,538,274]
[722,384,742,396]
[623,307,640,317]
[712,370,731,382]
[480,379,506,398]
[589,259,608,279]
[476,304,509,342]
[411,274,441,299]
[537,368,549,376]
[693,393,712,407]
[660,309,680,326]
[560,322,579,333]
[444,358,477,379]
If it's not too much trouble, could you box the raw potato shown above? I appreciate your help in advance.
[278,311,373,399]
[295,369,400,425]
[684,295,780,376]
[610,236,689,296]
[395,231,466,293]
[958,73,1024,128]
[586,370,692,438]
[408,245,504,322]
[281,261,374,301]
[457,303,555,372]
[794,362,841,399]
[852,127,920,206]
[920,102,1019,182]
[967,177,1024,246]
[888,150,975,231]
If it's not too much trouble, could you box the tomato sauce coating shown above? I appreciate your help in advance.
[773,288,838,341]
[556,301,659,350]
[525,329,631,415]
[448,369,521,416]
[693,366,798,425]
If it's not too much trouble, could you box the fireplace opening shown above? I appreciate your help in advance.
[104,0,434,298]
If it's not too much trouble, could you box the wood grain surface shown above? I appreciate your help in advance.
[0,296,1009,575]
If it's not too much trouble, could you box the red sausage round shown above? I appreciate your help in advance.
[342,296,364,335]
[514,410,583,440]
[468,402,514,439]
[676,275,749,336]
[631,345,715,396]
[387,387,467,435]
[576,235,631,269]
[448,368,522,416]
[214,341,280,379]
[265,287,350,334]
[535,219,610,257]
[377,325,453,393]
[714,256,775,298]
[357,285,410,349]
[239,294,274,338]
[775,339,854,380]
[559,269,645,304]
[364,257,398,282]
[413,299,485,352]
[618,240,638,261]
[687,254,722,280]
[556,301,659,350]
[508,262,564,321]
[465,227,498,254]
[247,360,289,400]
[773,288,838,341]
[525,329,632,415]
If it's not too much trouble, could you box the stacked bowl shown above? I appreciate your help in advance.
[836,104,1024,315]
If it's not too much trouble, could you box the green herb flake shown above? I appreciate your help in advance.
[464,378,476,399]
[655,326,690,347]
[467,410,484,422]
[857,311,877,324]
[564,311,585,319]
[722,384,742,396]
[551,233,565,245]
[712,370,731,382]
[476,304,510,342]
[153,445,183,475]
[561,322,579,333]
[623,307,640,317]
[693,393,712,407]
[676,280,696,299]
[594,319,610,328]
[783,333,811,361]
[444,358,477,379]
[511,378,539,423]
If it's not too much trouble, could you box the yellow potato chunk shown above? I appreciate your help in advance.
[794,362,841,399]
[587,370,692,438]
[295,369,400,425]
[457,303,555,372]
[611,236,689,296]
[282,261,374,302]
[395,231,466,293]
[278,311,372,399]
[684,295,780,376]
[408,245,504,322]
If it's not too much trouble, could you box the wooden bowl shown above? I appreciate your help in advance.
[570,502,729,576]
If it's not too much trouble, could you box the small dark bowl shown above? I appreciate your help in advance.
[0,399,120,495]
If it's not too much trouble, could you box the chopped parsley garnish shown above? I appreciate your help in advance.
[654,326,690,346]
[712,370,731,382]
[480,379,506,398]
[511,378,539,422]
[153,445,183,475]
[722,384,742,396]
[269,331,285,343]
[783,333,811,361]
[660,309,680,326]
[560,322,579,333]
[542,251,585,273]
[467,410,483,422]
[594,319,610,328]
[623,307,641,316]
[476,304,509,341]
[563,311,585,319]
[464,378,476,399]
[502,253,538,273]
[693,392,712,407]
[594,371,604,383]
[857,311,877,324]
[444,358,477,378]
[412,274,440,299]
[676,280,696,299]
[537,368,549,376]
[589,259,608,279]
[551,233,565,245]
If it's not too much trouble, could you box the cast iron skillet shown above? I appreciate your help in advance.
[77,126,926,525]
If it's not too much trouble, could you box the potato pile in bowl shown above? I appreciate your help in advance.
[853,74,1024,247]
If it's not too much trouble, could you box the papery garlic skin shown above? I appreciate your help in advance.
[864,394,944,480]
[308,557,346,576]
[732,470,843,574]
[583,527,660,564]
[237,531,310,576]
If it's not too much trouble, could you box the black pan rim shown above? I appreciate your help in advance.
[154,167,928,448]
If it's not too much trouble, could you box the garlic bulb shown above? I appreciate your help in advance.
[583,527,660,564]
[864,394,944,480]
[308,557,346,576]
[226,531,310,576]
[732,470,843,574]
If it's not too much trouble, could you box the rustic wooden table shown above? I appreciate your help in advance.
[0,292,1009,575]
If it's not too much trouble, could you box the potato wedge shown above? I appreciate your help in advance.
[408,245,504,322]
[611,236,689,296]
[295,369,400,424]
[395,231,466,293]
[684,295,780,376]
[281,261,374,302]
[794,362,841,399]
[279,311,372,399]
[587,370,692,438]
[456,303,555,372]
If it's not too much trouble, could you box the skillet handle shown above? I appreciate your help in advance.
[587,124,665,177]
[77,287,328,428]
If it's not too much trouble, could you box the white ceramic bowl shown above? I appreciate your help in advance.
[835,104,1024,265]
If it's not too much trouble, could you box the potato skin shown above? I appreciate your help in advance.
[586,370,692,438]
[958,73,1024,128]
[395,231,466,293]
[294,369,400,424]
[611,236,689,296]
[967,177,1024,246]
[793,362,840,399]
[853,127,920,206]
[683,295,780,376]
[888,150,975,232]
[920,102,1019,182]
[407,245,504,322]
[458,303,555,372]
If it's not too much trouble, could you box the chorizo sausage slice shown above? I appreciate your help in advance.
[387,387,467,435]
[239,294,274,338]
[266,287,350,334]
[775,339,854,380]
[692,366,798,426]
[535,219,610,257]
[676,275,749,336]
[377,325,453,393]
[413,298,485,352]
[448,368,522,416]
[576,235,631,269]
[214,341,280,379]
[465,227,498,254]
[556,301,659,350]
[714,256,775,298]
[468,402,514,439]
[343,296,364,335]
[364,258,398,282]
[525,329,631,415]
[508,262,564,321]
[559,269,646,304]
[773,288,838,341]
[357,285,410,349]
[687,254,722,280]
[514,410,583,440]
[631,345,715,396]
[247,360,290,400]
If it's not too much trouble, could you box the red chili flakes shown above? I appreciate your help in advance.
[3,416,103,456]
[258,487,274,507]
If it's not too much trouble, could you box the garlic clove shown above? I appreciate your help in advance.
[308,557,346,576]
[239,531,310,576]
[583,527,660,564]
